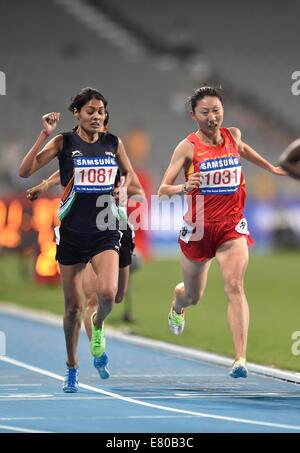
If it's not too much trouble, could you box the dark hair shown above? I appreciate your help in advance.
[189,86,224,112]
[68,87,108,113]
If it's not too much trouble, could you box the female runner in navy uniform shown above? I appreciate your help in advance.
[26,167,144,342]
[19,87,134,392]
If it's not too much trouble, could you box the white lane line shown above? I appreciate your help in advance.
[1,393,299,402]
[0,417,45,421]
[0,384,42,387]
[175,392,296,397]
[0,423,50,433]
[0,415,193,421]
[1,355,300,432]
[0,394,53,398]
[127,415,197,419]
[95,374,222,378]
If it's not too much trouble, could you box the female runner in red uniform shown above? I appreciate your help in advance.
[158,86,286,378]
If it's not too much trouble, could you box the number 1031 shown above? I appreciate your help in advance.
[204,168,239,185]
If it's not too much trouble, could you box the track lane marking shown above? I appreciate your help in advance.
[1,355,300,432]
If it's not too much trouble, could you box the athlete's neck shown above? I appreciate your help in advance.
[76,126,99,143]
[196,129,223,146]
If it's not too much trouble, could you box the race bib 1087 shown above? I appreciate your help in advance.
[73,156,118,193]
[199,156,241,195]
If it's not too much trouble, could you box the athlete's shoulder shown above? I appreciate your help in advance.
[185,131,197,143]
[227,127,242,143]
[101,131,119,154]
[175,137,194,154]
[60,130,74,137]
[59,130,75,144]
[57,131,74,155]
[45,133,64,154]
[102,131,119,144]
[103,131,118,141]
[170,138,194,165]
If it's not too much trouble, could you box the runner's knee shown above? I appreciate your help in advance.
[98,285,117,302]
[86,294,98,310]
[64,304,82,320]
[175,282,203,305]
[224,279,244,297]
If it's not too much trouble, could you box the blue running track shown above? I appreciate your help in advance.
[0,310,300,433]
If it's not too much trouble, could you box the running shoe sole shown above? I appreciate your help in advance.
[94,352,110,379]
[63,385,79,393]
[230,365,248,378]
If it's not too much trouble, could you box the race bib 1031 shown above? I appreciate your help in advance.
[199,156,241,195]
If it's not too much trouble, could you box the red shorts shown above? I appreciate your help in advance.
[179,214,253,262]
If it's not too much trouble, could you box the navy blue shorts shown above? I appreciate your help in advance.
[119,227,135,268]
[55,226,121,265]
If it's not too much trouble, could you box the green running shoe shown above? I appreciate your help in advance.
[168,306,185,335]
[90,312,106,358]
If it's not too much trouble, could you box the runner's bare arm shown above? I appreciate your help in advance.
[128,171,145,201]
[158,139,199,197]
[19,112,62,177]
[26,169,61,201]
[229,127,287,176]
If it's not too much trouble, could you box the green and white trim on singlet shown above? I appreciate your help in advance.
[58,185,77,221]
[111,204,134,232]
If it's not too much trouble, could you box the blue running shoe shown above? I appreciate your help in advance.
[62,367,79,392]
[94,352,110,379]
[229,358,248,379]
